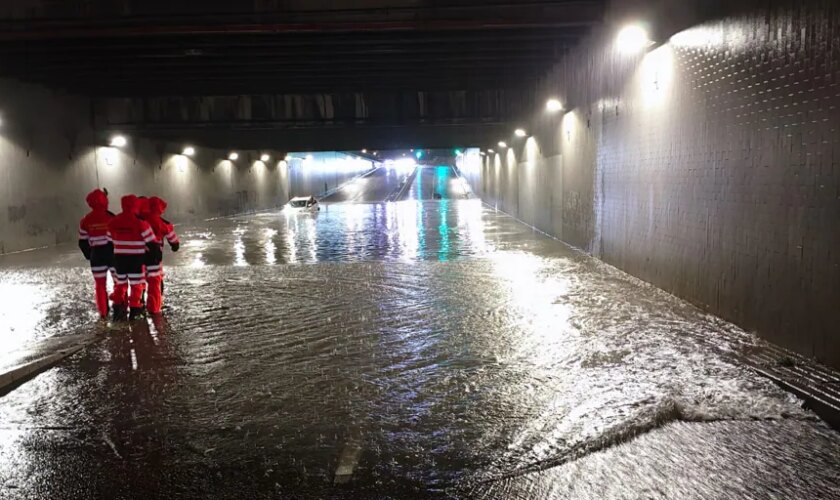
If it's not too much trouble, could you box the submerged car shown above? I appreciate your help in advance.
[285,196,320,212]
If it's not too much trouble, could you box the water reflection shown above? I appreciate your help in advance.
[232,226,248,267]
[0,281,49,358]
[0,197,837,499]
[263,228,277,265]
[188,200,494,266]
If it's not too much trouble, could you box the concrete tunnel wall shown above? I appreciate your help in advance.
[462,0,840,368]
[0,79,372,254]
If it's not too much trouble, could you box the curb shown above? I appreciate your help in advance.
[0,340,93,397]
[390,166,420,202]
[745,361,840,431]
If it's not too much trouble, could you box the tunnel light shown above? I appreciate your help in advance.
[498,141,507,148]
[617,24,652,54]
[228,152,239,161]
[546,98,563,112]
[260,153,270,162]
[514,129,527,138]
[182,146,195,156]
[109,135,127,147]
[362,149,368,153]
[488,148,495,153]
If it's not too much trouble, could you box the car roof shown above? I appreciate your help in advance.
[290,196,314,201]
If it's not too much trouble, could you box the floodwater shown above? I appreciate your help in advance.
[0,167,839,499]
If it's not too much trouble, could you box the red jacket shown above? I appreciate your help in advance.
[79,189,113,249]
[137,196,151,221]
[147,197,180,251]
[108,195,156,255]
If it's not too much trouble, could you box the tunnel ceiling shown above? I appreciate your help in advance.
[0,0,605,149]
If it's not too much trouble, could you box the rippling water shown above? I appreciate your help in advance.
[0,200,838,499]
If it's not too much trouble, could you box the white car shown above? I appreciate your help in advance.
[285,196,320,212]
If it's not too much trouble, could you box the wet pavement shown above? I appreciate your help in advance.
[321,166,405,203]
[1,166,839,498]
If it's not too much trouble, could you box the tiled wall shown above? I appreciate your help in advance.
[472,0,840,367]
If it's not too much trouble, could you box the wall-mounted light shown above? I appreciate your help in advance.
[110,135,127,147]
[617,24,652,54]
[362,148,368,153]
[514,129,527,138]
[228,152,239,161]
[546,98,563,113]
[182,146,195,156]
[498,141,507,148]
[488,148,495,153]
[260,153,270,162]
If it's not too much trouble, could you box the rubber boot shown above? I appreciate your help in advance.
[129,306,146,321]
[112,304,128,321]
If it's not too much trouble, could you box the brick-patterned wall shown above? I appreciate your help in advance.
[471,0,840,367]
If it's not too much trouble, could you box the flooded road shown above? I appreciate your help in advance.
[1,181,839,497]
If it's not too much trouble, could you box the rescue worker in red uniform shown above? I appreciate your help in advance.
[135,196,152,304]
[144,196,179,314]
[107,195,160,320]
[78,189,114,318]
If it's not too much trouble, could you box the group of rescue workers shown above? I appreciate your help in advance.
[78,189,180,320]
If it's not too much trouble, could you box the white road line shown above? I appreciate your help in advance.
[147,319,160,346]
[334,440,363,485]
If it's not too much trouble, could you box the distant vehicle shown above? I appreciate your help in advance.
[285,196,320,212]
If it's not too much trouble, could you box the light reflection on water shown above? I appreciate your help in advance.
[208,200,494,266]
[0,200,837,498]
[0,281,49,358]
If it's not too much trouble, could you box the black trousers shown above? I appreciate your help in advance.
[89,244,114,278]
[113,254,146,285]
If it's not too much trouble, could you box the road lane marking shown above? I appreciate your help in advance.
[334,439,363,485]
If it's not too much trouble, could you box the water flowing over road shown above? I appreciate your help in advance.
[1,167,838,498]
